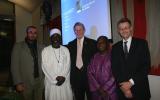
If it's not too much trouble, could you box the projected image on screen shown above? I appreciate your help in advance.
[61,0,111,45]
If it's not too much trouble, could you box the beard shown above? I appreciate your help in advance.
[51,41,61,48]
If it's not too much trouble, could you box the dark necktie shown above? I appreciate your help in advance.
[124,41,128,59]
[27,42,39,78]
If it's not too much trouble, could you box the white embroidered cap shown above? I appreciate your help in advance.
[50,28,61,37]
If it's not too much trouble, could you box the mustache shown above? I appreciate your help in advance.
[51,40,61,44]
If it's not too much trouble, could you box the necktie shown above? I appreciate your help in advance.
[124,41,128,59]
[27,42,39,78]
[76,39,83,69]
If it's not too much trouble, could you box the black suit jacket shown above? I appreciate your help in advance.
[111,37,151,100]
[67,37,97,89]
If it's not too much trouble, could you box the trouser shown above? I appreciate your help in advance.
[22,79,44,100]
[73,87,91,100]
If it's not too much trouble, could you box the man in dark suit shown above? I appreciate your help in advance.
[67,22,97,100]
[111,18,151,100]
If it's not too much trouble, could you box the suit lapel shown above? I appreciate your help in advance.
[119,41,126,59]
[74,39,77,53]
[37,44,42,60]
[128,38,136,59]
[71,39,77,61]
[82,37,88,59]
[22,42,31,55]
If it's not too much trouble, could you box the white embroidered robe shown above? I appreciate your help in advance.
[42,45,73,100]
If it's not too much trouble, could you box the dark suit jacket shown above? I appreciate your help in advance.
[111,37,151,100]
[67,37,97,89]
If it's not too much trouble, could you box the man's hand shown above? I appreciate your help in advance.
[56,76,65,86]
[16,83,25,93]
[97,87,108,98]
[120,81,133,98]
[120,81,132,92]
[124,90,133,98]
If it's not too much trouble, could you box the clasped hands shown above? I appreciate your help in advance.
[56,76,65,86]
[120,81,133,99]
[97,87,108,98]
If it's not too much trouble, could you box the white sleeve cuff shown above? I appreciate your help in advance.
[129,79,135,86]
[53,80,57,84]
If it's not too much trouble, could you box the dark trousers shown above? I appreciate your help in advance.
[71,66,91,100]
[73,87,91,100]
[117,89,150,100]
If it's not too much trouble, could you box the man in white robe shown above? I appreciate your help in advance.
[41,28,73,100]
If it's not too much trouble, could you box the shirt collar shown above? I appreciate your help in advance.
[123,36,132,44]
[123,36,132,51]
[77,36,84,46]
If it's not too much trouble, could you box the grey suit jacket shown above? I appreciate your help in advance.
[11,41,45,86]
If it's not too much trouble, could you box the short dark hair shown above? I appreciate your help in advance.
[97,36,110,49]
[117,17,132,27]
[73,22,85,31]
[26,26,37,33]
